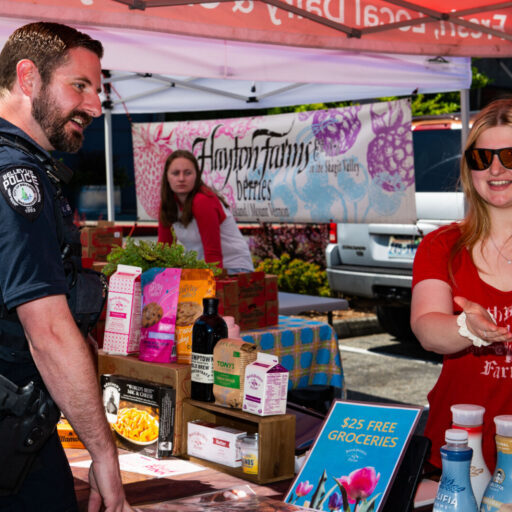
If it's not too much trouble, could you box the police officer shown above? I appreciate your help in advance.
[0,23,132,511]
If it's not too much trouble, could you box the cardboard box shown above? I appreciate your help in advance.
[58,418,85,449]
[235,272,266,301]
[243,352,289,416]
[264,275,278,301]
[238,298,266,330]
[103,264,142,355]
[97,351,191,455]
[265,300,278,326]
[215,278,239,307]
[101,374,176,459]
[187,420,246,467]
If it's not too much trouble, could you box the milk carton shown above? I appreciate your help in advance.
[103,264,142,355]
[242,352,289,416]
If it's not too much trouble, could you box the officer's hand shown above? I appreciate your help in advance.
[88,460,133,512]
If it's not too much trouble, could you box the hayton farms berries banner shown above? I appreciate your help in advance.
[132,99,416,224]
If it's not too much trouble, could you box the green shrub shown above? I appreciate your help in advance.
[256,254,331,297]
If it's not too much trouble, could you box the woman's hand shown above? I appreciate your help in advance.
[454,296,512,344]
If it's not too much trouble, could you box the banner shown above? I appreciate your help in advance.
[132,99,416,224]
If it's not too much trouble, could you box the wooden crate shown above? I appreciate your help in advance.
[181,399,295,484]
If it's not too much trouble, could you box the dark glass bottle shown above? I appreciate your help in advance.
[191,298,228,402]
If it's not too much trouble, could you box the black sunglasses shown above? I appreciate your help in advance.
[465,147,512,171]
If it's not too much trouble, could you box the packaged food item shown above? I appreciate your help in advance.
[239,433,259,475]
[139,268,182,363]
[101,374,176,459]
[213,338,257,408]
[187,420,246,467]
[175,269,216,364]
[57,417,84,449]
[103,264,142,355]
[242,352,289,416]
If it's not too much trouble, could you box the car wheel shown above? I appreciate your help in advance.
[376,305,417,343]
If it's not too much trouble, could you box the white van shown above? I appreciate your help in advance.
[325,115,466,340]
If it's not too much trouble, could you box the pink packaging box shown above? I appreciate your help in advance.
[103,264,142,355]
[242,352,289,416]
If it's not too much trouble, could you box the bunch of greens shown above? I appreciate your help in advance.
[102,237,221,277]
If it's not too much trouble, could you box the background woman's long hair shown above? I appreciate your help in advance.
[160,149,228,228]
[449,98,512,279]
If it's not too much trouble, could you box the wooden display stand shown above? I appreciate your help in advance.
[181,398,295,484]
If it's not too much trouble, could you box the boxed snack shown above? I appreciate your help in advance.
[235,272,266,301]
[187,420,246,467]
[242,352,289,416]
[139,268,182,364]
[98,351,190,455]
[57,417,84,449]
[213,339,257,408]
[175,269,216,364]
[101,374,176,459]
[103,264,142,355]
[264,274,278,301]
[265,300,279,326]
[238,297,266,330]
[81,221,123,262]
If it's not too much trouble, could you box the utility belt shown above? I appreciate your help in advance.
[0,374,60,496]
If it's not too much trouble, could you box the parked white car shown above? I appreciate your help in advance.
[325,115,466,340]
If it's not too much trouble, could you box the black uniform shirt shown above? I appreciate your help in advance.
[0,118,68,313]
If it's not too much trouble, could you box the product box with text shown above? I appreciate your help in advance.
[103,264,142,355]
[101,374,176,459]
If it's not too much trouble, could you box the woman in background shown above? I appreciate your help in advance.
[411,98,512,474]
[158,149,254,275]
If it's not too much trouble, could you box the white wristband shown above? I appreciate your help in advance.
[456,312,491,347]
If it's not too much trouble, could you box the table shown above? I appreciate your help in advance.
[67,448,291,511]
[241,315,345,396]
[278,292,349,325]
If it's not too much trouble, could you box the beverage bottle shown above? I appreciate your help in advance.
[481,415,512,511]
[223,316,241,339]
[433,429,478,512]
[191,298,228,402]
[451,404,491,506]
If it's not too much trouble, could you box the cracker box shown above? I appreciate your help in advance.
[187,420,246,467]
[58,417,84,449]
[101,374,176,459]
[242,352,289,416]
[175,269,216,364]
[103,264,142,355]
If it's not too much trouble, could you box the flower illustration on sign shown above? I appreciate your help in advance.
[296,480,314,497]
[335,466,381,511]
[328,491,344,511]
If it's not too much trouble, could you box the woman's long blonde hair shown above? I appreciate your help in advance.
[449,98,512,276]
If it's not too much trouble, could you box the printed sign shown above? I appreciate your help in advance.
[132,99,416,224]
[285,400,422,511]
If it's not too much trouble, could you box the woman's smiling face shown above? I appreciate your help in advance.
[471,125,512,209]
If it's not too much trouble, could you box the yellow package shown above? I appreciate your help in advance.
[58,417,85,449]
[175,269,215,364]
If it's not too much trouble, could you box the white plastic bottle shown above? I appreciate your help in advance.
[433,429,478,512]
[451,404,491,506]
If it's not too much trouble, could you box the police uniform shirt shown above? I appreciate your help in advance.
[0,118,68,316]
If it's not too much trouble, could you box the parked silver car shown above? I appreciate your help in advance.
[325,115,466,340]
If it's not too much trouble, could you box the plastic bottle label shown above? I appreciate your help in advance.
[191,353,214,383]
[481,436,512,511]
[242,453,258,474]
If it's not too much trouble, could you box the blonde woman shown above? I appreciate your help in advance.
[412,98,512,474]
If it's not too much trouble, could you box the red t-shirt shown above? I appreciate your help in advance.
[413,223,512,471]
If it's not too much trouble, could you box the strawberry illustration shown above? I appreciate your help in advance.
[132,123,173,219]
[367,101,414,192]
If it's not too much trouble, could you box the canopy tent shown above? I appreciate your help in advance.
[2,0,512,57]
[0,2,485,218]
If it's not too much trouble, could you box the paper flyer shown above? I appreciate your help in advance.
[285,400,422,512]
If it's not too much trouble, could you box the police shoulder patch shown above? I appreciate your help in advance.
[0,165,44,221]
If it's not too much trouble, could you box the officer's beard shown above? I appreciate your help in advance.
[32,85,92,153]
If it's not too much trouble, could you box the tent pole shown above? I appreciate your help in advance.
[460,88,470,148]
[104,107,115,221]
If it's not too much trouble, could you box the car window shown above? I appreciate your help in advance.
[413,129,462,193]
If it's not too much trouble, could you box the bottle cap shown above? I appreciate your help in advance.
[494,415,512,436]
[223,316,235,327]
[451,404,485,427]
[202,297,219,314]
[445,428,468,444]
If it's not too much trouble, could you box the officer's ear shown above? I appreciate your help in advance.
[16,59,41,97]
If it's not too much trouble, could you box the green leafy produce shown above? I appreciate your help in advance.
[102,237,221,277]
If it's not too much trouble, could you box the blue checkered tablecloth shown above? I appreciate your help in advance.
[241,315,344,395]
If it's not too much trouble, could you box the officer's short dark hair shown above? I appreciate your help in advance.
[0,22,103,92]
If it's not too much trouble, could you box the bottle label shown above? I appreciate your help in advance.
[191,353,214,383]
[242,453,258,474]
